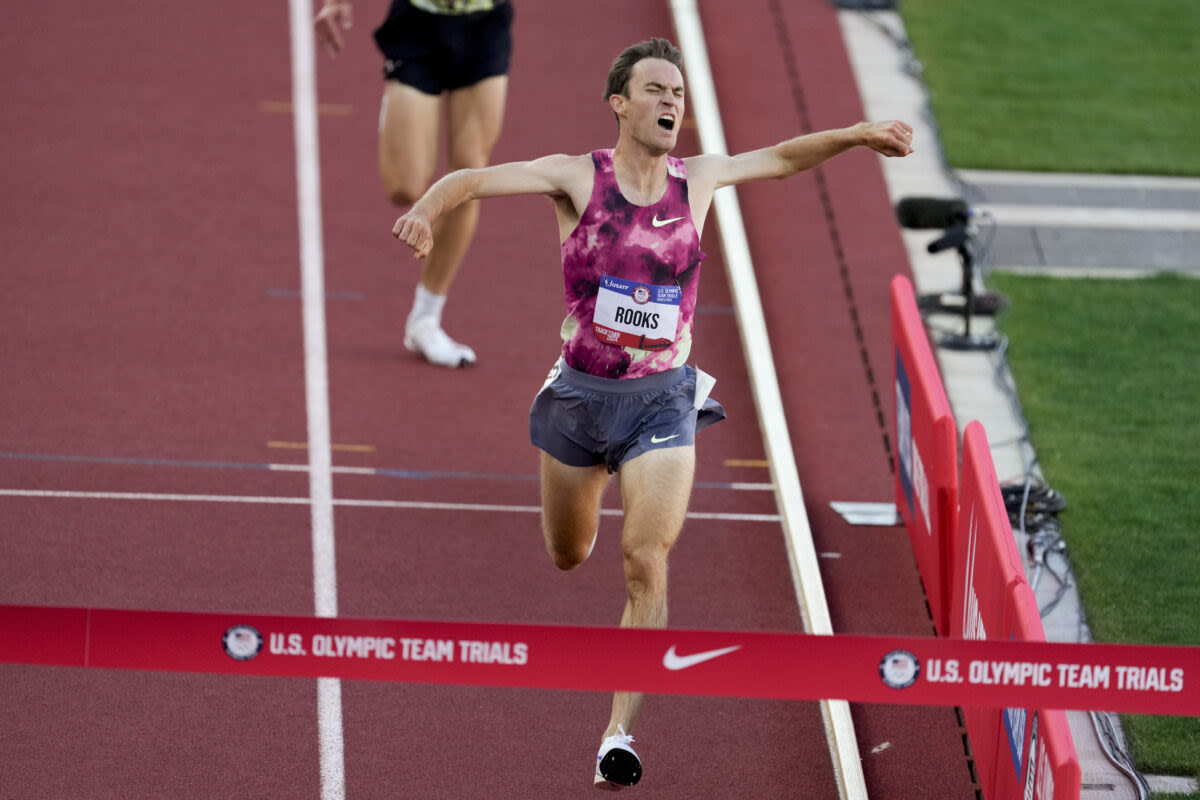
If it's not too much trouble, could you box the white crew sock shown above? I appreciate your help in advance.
[410,284,446,325]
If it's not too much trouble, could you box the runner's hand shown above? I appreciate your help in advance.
[393,212,434,260]
[858,120,915,157]
[314,0,353,57]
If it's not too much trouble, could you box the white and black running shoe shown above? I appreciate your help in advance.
[594,725,642,789]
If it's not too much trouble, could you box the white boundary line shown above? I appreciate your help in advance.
[0,488,781,522]
[666,3,867,798]
[287,2,345,798]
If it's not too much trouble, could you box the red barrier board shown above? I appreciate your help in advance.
[891,274,959,634]
[952,422,1029,641]
[952,421,1033,797]
[953,422,1081,799]
[2,605,1197,716]
[993,584,1081,800]
[1024,707,1081,800]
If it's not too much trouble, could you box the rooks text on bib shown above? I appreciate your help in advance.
[592,274,682,351]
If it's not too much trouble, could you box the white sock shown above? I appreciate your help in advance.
[410,284,446,325]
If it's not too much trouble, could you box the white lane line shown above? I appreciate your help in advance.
[0,488,781,522]
[667,3,867,799]
[270,464,379,475]
[287,0,344,797]
[0,452,777,490]
[270,463,776,489]
[2,489,305,504]
[726,482,774,491]
[288,0,337,623]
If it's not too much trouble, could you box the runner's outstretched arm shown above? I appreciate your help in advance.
[694,120,914,192]
[392,154,583,259]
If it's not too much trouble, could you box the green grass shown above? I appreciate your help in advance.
[900,0,1200,175]
[986,272,1200,790]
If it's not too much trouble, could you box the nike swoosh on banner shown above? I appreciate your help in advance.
[650,433,680,444]
[662,645,742,671]
[652,215,685,227]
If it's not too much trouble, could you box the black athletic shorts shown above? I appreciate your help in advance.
[372,1,514,95]
[529,358,727,474]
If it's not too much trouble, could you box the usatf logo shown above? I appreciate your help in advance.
[879,649,920,689]
[222,624,264,661]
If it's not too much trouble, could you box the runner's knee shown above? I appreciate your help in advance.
[545,529,596,571]
[622,543,669,599]
[548,544,585,571]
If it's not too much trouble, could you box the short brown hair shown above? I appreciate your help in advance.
[603,38,683,101]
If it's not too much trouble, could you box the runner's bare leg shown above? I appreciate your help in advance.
[539,452,611,570]
[422,75,507,294]
[379,77,507,363]
[378,81,439,210]
[603,445,694,737]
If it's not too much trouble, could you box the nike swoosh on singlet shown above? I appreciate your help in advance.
[651,214,686,227]
[650,433,680,444]
[662,645,742,671]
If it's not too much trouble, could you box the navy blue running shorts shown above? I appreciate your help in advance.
[373,1,514,95]
[529,358,727,474]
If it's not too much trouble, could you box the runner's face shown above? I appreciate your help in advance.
[622,58,685,154]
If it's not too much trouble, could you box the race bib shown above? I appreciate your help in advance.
[592,274,682,351]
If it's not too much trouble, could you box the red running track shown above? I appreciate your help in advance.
[0,1,977,797]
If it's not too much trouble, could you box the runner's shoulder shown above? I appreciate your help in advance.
[680,153,729,190]
[524,153,595,196]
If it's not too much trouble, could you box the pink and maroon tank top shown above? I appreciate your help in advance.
[558,149,706,379]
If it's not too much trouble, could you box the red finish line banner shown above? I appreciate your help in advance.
[2,605,1198,716]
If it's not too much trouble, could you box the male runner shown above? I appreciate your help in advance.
[315,0,513,367]
[392,37,914,788]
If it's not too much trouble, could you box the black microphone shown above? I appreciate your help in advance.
[927,225,970,254]
[895,196,969,229]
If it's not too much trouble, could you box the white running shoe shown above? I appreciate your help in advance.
[594,725,642,789]
[403,316,476,368]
